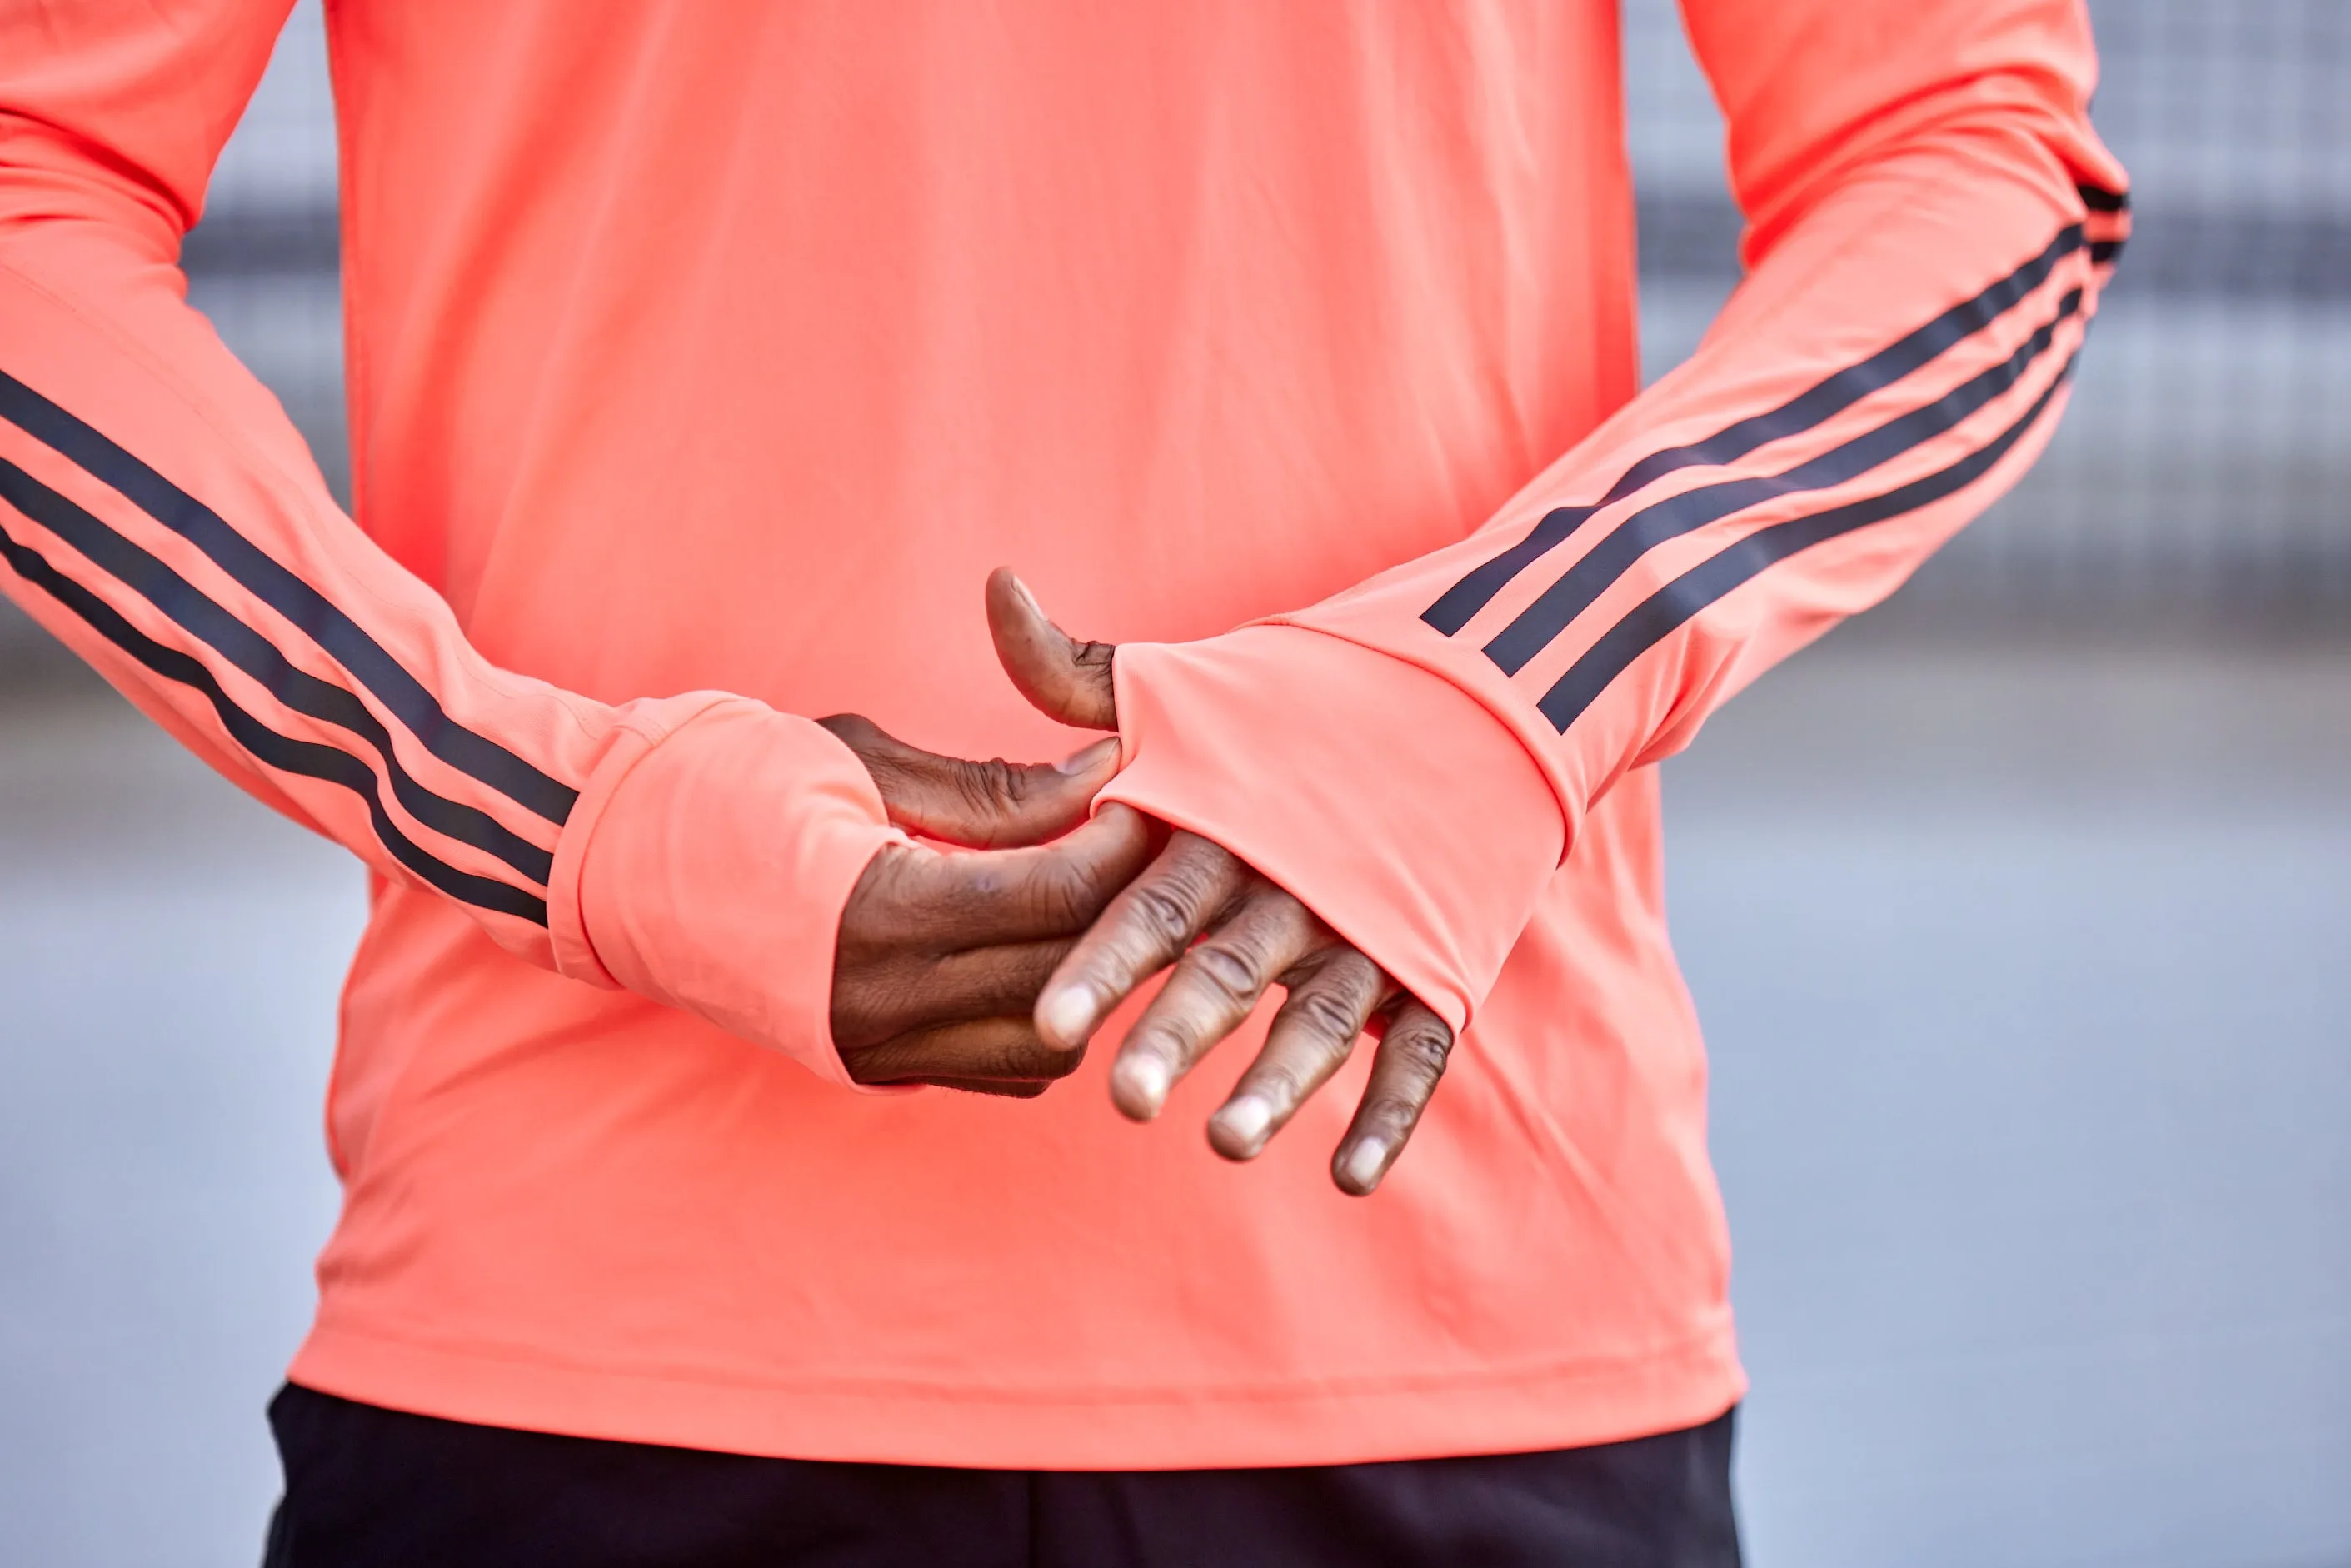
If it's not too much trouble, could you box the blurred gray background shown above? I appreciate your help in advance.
[1,3,2345,1565]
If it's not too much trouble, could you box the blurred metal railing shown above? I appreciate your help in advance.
[1628,0,2351,631]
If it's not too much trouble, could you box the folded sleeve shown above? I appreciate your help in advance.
[0,0,892,1084]
[1101,0,2129,1032]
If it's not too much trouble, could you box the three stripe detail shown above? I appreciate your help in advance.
[0,184,2130,910]
[1422,189,2124,731]
[1540,352,2076,731]
[0,372,574,925]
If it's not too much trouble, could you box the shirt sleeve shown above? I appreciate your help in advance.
[1099,0,2129,1033]
[0,0,894,1086]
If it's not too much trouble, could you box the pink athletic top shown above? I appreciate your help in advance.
[0,1,2125,1466]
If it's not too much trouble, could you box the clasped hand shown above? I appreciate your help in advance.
[820,572,1452,1196]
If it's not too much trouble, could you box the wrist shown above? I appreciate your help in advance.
[1097,624,1562,1032]
[551,694,896,1086]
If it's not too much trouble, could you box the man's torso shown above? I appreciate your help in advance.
[295,0,1741,1466]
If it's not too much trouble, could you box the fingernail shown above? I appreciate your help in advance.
[1214,1094,1274,1155]
[1341,1139,1389,1193]
[1009,573,1042,614]
[1121,1053,1171,1116]
[1038,987,1095,1049]
[1056,737,1120,777]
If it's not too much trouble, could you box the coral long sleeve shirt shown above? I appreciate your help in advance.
[0,0,2125,1466]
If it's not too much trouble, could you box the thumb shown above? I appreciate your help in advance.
[817,714,1121,850]
[986,567,1118,731]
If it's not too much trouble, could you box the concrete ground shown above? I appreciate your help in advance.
[0,637,2345,1568]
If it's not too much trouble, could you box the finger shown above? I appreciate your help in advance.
[1205,946,1389,1161]
[831,938,1076,1051]
[1330,1000,1455,1196]
[1032,831,1251,1054]
[986,567,1118,730]
[1108,888,1323,1122]
[817,713,1121,849]
[847,804,1154,952]
[842,1016,1084,1086]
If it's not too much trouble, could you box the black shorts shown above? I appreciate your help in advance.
[262,1382,1741,1568]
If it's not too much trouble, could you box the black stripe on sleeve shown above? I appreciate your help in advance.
[1480,284,2083,676]
[1420,223,2086,636]
[2075,183,2129,215]
[0,370,580,826]
[1536,356,2075,733]
[0,517,550,925]
[0,456,557,888]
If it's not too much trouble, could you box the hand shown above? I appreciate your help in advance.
[985,568,1456,1194]
[821,714,1152,1096]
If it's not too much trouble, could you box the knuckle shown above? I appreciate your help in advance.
[1329,944,1385,990]
[828,995,892,1052]
[1166,832,1231,876]
[1290,985,1366,1046]
[1186,941,1265,1007]
[957,757,1028,814]
[1391,1022,1455,1084]
[1123,881,1201,948]
[1031,861,1099,930]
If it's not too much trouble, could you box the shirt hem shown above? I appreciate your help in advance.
[286,1320,1747,1471]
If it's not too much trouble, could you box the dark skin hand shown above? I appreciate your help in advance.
[817,714,1152,1097]
[984,567,1457,1196]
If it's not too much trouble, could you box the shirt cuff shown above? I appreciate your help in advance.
[547,694,896,1089]
[1097,624,1563,1033]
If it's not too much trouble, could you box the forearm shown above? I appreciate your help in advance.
[1103,0,2128,1030]
[0,132,891,1078]
[1306,107,2127,827]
